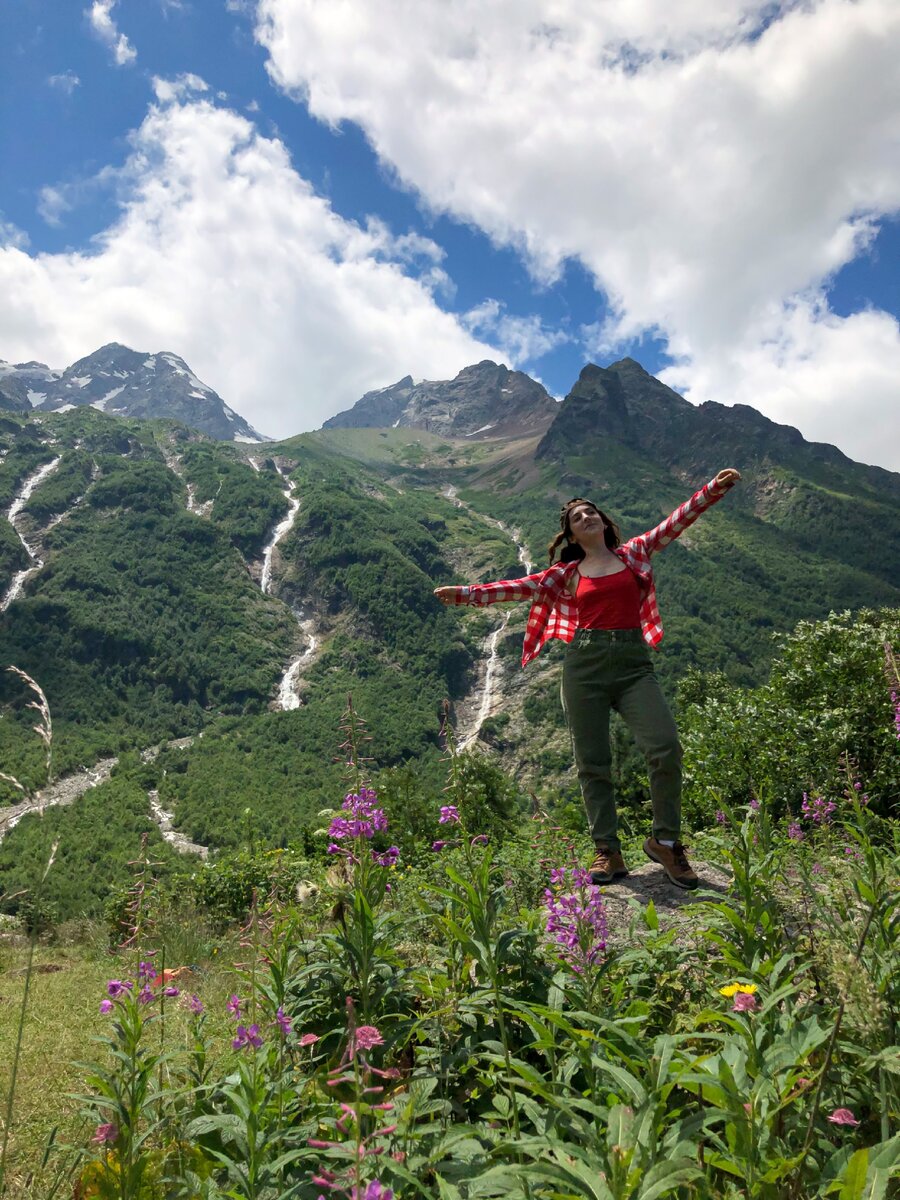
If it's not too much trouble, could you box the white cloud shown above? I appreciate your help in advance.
[86,0,136,66]
[464,300,570,363]
[0,216,29,252]
[47,71,81,95]
[255,0,900,469]
[0,94,499,437]
[36,186,73,228]
[151,73,209,103]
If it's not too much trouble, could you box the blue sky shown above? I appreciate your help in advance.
[2,0,899,468]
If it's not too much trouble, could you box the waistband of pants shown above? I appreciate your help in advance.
[571,627,645,645]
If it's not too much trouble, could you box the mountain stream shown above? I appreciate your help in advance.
[1,457,62,612]
[257,465,317,710]
[443,487,534,750]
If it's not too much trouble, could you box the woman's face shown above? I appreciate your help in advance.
[567,503,605,546]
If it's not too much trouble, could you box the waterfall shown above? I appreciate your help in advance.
[1,457,62,612]
[254,468,318,709]
[442,485,533,747]
[260,474,300,595]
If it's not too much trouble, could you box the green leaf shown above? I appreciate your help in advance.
[838,1149,869,1200]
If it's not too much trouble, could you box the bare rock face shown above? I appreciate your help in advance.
[324,360,558,439]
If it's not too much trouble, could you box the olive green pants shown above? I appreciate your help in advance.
[561,628,682,852]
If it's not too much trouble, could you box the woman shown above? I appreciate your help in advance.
[434,469,741,889]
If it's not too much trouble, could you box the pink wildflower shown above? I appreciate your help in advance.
[233,1023,263,1051]
[827,1108,860,1127]
[351,1025,384,1055]
[732,991,759,1013]
[99,998,113,1015]
[92,1123,118,1144]
[298,1032,319,1047]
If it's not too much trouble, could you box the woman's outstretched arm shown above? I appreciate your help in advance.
[638,469,742,555]
[434,566,564,608]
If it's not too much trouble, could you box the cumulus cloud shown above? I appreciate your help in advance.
[86,0,136,66]
[255,0,900,468]
[464,300,571,364]
[0,93,499,436]
[47,71,81,94]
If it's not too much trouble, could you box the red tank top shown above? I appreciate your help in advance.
[575,567,642,630]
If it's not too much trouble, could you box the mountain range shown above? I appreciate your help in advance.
[0,342,267,443]
[1,344,898,918]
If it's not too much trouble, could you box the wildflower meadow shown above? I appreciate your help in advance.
[0,621,899,1199]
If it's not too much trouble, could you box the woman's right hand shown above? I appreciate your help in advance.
[434,586,467,606]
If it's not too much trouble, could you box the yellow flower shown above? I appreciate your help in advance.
[719,983,758,997]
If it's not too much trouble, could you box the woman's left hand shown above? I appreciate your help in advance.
[716,468,742,486]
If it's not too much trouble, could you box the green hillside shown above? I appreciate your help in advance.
[2,367,899,921]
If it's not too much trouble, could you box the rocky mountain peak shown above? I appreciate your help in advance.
[0,343,267,443]
[324,360,558,439]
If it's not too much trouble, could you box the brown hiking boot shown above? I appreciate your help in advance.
[589,845,629,884]
[643,838,699,889]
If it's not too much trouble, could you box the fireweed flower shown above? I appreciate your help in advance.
[431,840,448,852]
[186,993,204,1014]
[811,862,825,875]
[748,796,760,812]
[163,986,179,998]
[371,846,400,867]
[233,1024,263,1051]
[544,868,608,973]
[226,994,243,1018]
[137,960,155,980]
[715,809,727,824]
[106,980,132,998]
[138,985,155,1005]
[801,792,837,824]
[732,991,759,1013]
[439,805,460,824]
[470,834,489,846]
[329,788,388,842]
[549,867,567,885]
[787,821,804,842]
[298,1032,319,1047]
[275,1007,293,1037]
[361,1183,394,1200]
[92,1123,118,1145]
[719,983,758,998]
[99,998,113,1015]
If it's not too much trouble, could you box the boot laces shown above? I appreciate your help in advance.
[672,842,690,870]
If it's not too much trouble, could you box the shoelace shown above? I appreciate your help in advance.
[672,843,691,870]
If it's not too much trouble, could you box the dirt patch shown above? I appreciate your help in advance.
[598,860,732,947]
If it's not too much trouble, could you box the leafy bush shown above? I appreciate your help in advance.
[680,607,900,823]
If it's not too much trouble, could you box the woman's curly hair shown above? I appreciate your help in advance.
[547,498,622,564]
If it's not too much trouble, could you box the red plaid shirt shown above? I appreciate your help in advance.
[458,475,737,666]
